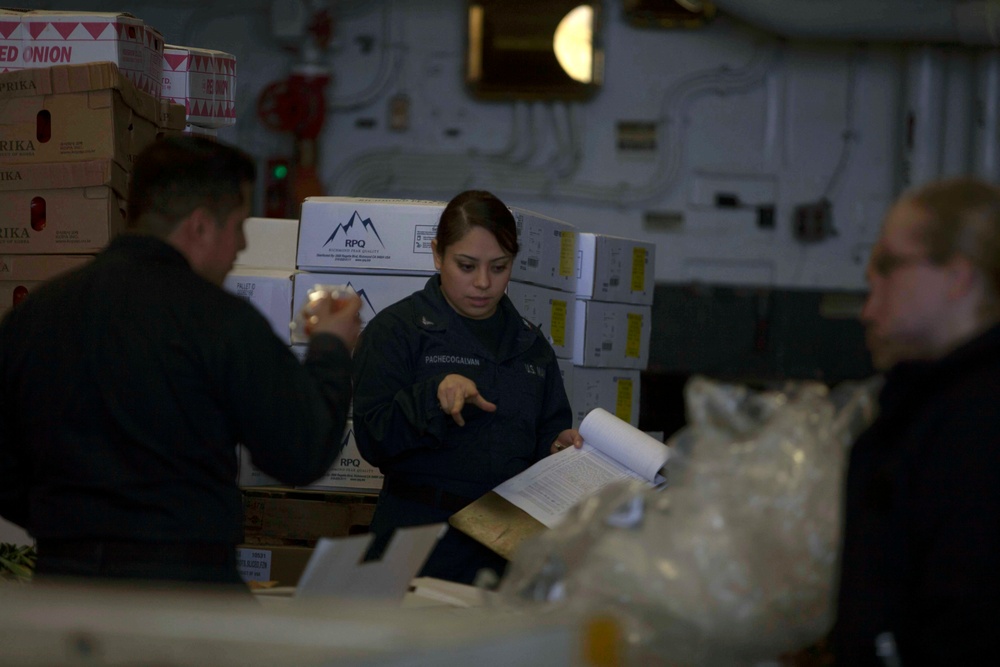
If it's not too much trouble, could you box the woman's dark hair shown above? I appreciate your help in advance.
[435,190,519,257]
[127,136,257,238]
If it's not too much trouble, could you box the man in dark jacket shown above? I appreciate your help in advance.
[834,178,1000,665]
[0,137,361,587]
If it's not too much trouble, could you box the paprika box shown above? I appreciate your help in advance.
[0,159,128,254]
[0,61,160,168]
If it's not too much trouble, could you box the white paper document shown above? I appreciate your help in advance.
[493,408,669,528]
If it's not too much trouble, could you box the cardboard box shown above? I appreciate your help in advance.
[577,232,656,305]
[556,356,574,388]
[298,422,385,493]
[237,444,286,488]
[568,366,641,428]
[0,61,161,168]
[0,253,92,317]
[223,268,295,344]
[156,98,186,137]
[572,300,652,369]
[236,544,313,586]
[291,271,427,343]
[509,206,577,292]
[182,123,217,139]
[0,160,128,254]
[297,197,442,273]
[235,217,299,270]
[505,279,576,359]
[162,44,236,128]
[242,489,377,546]
[0,10,164,96]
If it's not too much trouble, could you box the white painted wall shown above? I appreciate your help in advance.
[28,0,1000,290]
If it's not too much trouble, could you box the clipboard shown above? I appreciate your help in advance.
[448,491,547,560]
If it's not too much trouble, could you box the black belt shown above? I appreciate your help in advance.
[384,478,476,512]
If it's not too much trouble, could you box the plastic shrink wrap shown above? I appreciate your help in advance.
[497,375,880,666]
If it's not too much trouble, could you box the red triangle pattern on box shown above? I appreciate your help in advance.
[164,53,189,72]
[27,21,47,40]
[0,21,19,39]
[81,22,110,40]
[53,22,76,40]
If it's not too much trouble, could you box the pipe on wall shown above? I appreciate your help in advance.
[974,50,1000,179]
[711,0,1000,46]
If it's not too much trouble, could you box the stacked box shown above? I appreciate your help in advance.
[241,487,377,547]
[576,232,656,304]
[0,9,165,96]
[291,271,427,344]
[563,233,656,428]
[0,60,171,318]
[509,206,578,292]
[297,197,442,274]
[0,61,161,168]
[572,299,652,370]
[0,160,128,254]
[224,218,301,344]
[162,44,237,129]
[224,268,296,344]
[0,254,93,318]
[505,280,576,359]
[297,421,385,493]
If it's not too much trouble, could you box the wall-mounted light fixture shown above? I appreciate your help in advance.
[467,1,603,101]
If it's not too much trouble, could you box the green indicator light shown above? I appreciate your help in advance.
[272,164,289,180]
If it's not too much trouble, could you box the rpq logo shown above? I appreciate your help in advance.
[322,211,385,249]
[339,430,361,468]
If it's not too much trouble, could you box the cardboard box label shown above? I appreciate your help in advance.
[614,376,634,422]
[236,547,271,582]
[631,247,648,292]
[223,269,294,343]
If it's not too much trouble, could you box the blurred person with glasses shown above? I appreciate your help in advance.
[833,178,1000,666]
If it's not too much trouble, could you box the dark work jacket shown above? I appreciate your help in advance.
[0,234,353,546]
[351,275,571,580]
[834,323,1000,666]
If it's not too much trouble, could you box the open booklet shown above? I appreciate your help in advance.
[449,407,669,559]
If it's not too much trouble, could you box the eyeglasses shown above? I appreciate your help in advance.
[869,251,933,277]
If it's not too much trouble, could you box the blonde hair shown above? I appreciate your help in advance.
[908,177,1000,323]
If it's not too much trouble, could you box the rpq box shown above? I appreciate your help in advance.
[0,9,164,96]
[297,197,441,274]
[290,271,427,344]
